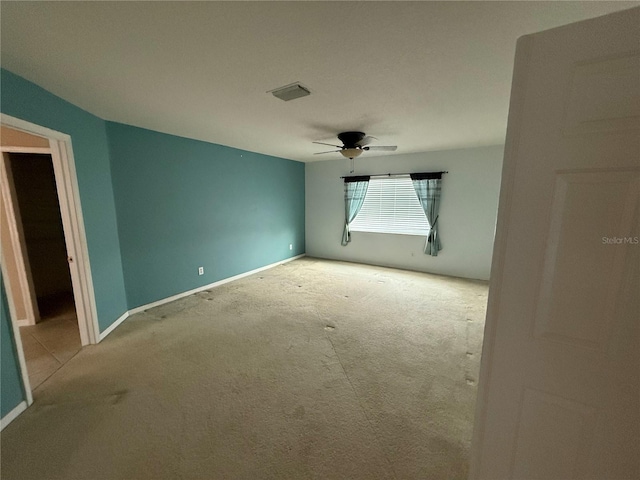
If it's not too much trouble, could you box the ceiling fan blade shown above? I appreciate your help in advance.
[313,141,342,148]
[364,145,398,151]
[314,150,341,155]
[357,135,377,146]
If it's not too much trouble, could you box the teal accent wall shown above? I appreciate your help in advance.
[0,69,128,332]
[107,122,305,309]
[1,274,26,418]
[0,69,305,424]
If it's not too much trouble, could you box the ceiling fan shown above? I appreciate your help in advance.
[313,131,397,159]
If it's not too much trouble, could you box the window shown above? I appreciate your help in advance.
[349,176,430,236]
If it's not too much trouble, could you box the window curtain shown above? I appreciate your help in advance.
[410,173,443,256]
[342,176,370,245]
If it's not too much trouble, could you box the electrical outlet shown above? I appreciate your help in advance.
[289,244,293,250]
[198,266,204,275]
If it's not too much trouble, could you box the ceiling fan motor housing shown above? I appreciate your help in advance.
[337,131,366,148]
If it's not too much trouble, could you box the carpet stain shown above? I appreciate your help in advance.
[37,389,129,408]
[111,390,129,404]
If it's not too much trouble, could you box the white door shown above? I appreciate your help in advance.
[471,8,639,480]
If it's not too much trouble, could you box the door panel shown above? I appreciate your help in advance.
[471,8,639,479]
[534,170,638,351]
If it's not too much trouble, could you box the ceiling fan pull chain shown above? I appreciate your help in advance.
[350,157,355,173]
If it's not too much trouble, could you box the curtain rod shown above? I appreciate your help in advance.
[340,171,448,179]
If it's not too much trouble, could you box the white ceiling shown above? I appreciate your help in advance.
[2,1,637,162]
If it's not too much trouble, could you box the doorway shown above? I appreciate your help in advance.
[0,117,100,403]
[3,152,82,389]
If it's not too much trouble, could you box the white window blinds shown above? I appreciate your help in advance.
[349,176,430,236]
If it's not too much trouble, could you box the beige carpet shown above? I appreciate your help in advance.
[1,258,488,480]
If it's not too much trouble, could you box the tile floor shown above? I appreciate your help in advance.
[19,293,81,390]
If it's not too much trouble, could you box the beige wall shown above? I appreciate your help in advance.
[1,126,49,148]
[0,189,27,321]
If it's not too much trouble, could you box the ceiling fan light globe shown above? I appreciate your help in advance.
[341,148,362,159]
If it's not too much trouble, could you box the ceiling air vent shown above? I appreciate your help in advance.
[268,82,311,101]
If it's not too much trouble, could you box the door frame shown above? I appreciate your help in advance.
[1,114,100,348]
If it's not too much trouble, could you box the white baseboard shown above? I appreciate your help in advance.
[100,254,306,341]
[98,310,130,342]
[16,319,30,327]
[1,401,27,431]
